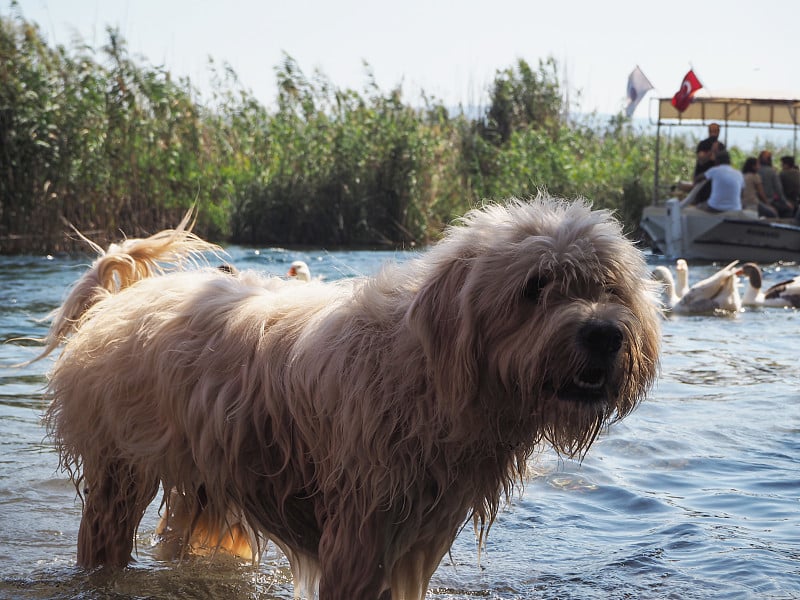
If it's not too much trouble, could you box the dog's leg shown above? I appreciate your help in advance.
[384,535,454,600]
[317,515,388,600]
[76,460,158,568]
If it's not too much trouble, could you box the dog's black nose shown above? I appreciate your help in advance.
[579,320,623,357]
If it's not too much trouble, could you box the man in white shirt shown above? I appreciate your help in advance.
[696,150,744,212]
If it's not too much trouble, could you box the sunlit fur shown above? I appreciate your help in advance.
[38,211,215,359]
[41,196,661,600]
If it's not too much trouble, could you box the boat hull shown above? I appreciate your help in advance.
[640,199,800,263]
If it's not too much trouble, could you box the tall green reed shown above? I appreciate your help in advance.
[3,11,781,254]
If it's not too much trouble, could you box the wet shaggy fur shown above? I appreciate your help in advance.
[40,197,661,599]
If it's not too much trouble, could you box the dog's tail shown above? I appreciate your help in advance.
[37,210,221,359]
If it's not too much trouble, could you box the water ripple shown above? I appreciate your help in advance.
[1,254,798,599]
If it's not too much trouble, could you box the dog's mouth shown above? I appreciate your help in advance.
[545,319,625,404]
[548,365,611,403]
[573,367,606,391]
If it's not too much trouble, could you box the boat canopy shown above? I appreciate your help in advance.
[657,95,800,128]
[651,92,800,203]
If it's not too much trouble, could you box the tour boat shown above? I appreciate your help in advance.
[639,93,800,263]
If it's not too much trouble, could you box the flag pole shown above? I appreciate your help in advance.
[654,118,662,204]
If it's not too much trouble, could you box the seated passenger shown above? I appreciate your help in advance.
[779,156,800,215]
[677,139,716,198]
[741,157,778,218]
[694,150,744,213]
[758,150,792,217]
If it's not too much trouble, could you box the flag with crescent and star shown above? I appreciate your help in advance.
[671,70,702,112]
[625,66,654,117]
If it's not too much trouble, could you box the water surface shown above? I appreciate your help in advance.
[1,248,798,599]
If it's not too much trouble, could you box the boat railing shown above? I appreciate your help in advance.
[678,182,708,208]
[652,180,706,207]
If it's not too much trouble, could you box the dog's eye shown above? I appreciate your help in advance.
[522,275,551,303]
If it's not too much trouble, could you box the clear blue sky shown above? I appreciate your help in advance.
[9,0,800,123]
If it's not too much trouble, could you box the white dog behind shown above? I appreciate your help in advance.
[40,196,660,600]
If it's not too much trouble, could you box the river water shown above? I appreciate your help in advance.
[0,246,798,599]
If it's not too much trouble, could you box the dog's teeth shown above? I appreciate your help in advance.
[574,374,605,390]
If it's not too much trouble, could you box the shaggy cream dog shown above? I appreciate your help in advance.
[40,197,660,600]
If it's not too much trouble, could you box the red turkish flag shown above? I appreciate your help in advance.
[671,70,703,112]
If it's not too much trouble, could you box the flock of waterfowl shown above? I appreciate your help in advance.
[281,256,800,317]
[651,259,800,315]
[285,257,800,315]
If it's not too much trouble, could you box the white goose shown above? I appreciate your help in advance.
[287,260,312,282]
[654,260,741,314]
[652,259,693,311]
[651,266,682,310]
[737,263,800,308]
[675,259,690,299]
[737,263,765,307]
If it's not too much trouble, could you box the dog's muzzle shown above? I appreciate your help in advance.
[561,320,623,402]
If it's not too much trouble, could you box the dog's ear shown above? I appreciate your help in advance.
[406,256,479,405]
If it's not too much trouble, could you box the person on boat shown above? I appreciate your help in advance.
[758,151,792,217]
[694,150,744,213]
[677,139,717,200]
[779,156,800,216]
[741,157,778,218]
[679,124,726,201]
[698,122,725,153]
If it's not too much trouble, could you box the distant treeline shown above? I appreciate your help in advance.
[0,11,733,254]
